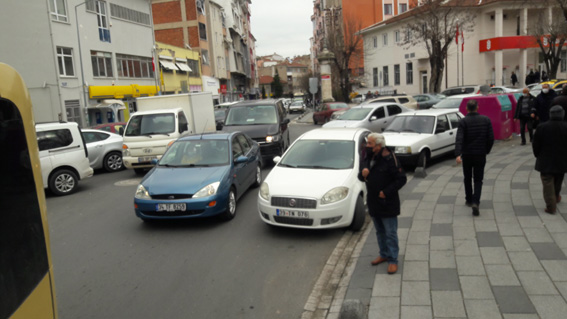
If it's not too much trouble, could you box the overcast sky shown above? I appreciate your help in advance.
[250,0,313,58]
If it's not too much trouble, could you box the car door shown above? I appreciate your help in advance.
[82,131,105,168]
[236,134,256,188]
[231,136,248,196]
[446,112,461,152]
[366,106,387,132]
[429,115,454,158]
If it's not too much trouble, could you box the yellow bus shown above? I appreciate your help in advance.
[0,63,57,318]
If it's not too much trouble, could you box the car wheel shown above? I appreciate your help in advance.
[252,164,262,188]
[349,195,365,231]
[222,187,237,221]
[313,116,318,125]
[103,151,123,172]
[49,169,78,196]
[134,168,146,175]
[417,150,430,168]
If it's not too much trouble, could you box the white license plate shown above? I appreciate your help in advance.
[276,209,309,218]
[138,156,157,163]
[156,203,186,212]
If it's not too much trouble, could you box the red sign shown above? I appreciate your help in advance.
[479,35,567,53]
[221,84,227,94]
[321,75,330,80]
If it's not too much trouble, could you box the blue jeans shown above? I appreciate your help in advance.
[372,216,399,264]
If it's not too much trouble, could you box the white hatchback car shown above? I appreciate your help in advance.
[258,127,369,230]
[323,102,411,133]
[382,109,464,168]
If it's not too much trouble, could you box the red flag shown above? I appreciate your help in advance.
[152,56,155,72]
[456,24,459,44]
[461,30,464,52]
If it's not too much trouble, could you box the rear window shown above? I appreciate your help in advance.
[398,98,409,103]
[37,129,73,151]
[330,103,347,110]
[433,98,463,109]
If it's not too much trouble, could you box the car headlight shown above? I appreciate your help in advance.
[193,182,220,198]
[266,135,281,143]
[321,187,349,204]
[260,182,270,200]
[135,184,151,199]
[394,146,412,154]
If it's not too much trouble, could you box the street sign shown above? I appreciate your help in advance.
[309,77,318,94]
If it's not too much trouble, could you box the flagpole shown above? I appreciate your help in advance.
[461,31,464,85]
[456,22,459,86]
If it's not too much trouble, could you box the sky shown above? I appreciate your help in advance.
[250,0,314,59]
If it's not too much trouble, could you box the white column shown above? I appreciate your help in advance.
[495,8,504,86]
[520,8,528,86]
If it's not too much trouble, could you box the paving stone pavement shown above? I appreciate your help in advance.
[332,138,567,319]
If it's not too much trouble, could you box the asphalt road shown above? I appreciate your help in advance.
[46,113,346,319]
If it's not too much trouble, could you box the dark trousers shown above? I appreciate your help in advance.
[541,173,564,212]
[462,154,486,205]
[519,117,533,144]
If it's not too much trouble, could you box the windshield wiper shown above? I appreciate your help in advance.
[278,163,297,168]
[384,129,399,132]
[401,129,418,133]
[144,132,171,136]
[296,165,339,169]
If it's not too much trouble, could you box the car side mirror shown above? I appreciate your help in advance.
[435,126,446,134]
[282,118,290,125]
[151,158,159,165]
[369,116,377,121]
[234,155,248,163]
[118,127,125,135]
[273,156,281,164]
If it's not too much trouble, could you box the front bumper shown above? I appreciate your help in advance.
[394,153,420,166]
[134,193,228,220]
[123,155,162,169]
[259,142,282,162]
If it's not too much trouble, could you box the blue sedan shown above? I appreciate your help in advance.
[134,131,262,221]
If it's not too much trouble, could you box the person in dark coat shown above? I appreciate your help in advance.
[534,70,541,83]
[542,71,549,82]
[511,72,518,87]
[532,105,567,214]
[455,99,495,216]
[526,70,535,85]
[534,84,558,123]
[358,133,406,274]
[514,88,536,145]
[551,85,567,121]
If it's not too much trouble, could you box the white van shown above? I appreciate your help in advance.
[36,122,94,195]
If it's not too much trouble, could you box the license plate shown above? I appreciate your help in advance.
[156,203,186,212]
[138,156,157,163]
[276,209,309,218]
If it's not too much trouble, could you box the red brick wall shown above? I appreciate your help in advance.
[152,2,182,24]
[155,29,184,47]
[186,0,197,20]
[188,27,199,48]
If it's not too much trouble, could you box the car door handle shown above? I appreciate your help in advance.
[450,132,454,135]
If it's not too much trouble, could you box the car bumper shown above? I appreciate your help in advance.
[259,142,282,162]
[123,155,161,169]
[257,195,355,229]
[80,167,94,180]
[394,153,420,166]
[134,193,229,220]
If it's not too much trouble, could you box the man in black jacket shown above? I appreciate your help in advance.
[551,85,567,120]
[532,105,567,214]
[455,99,495,216]
[534,84,558,123]
[514,88,536,145]
[358,133,407,274]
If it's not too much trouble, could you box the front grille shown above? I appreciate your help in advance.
[274,216,314,226]
[142,210,204,217]
[151,194,192,200]
[271,197,317,209]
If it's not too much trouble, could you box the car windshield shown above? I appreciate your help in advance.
[291,102,303,106]
[433,98,462,109]
[159,140,229,167]
[224,105,277,125]
[338,108,373,120]
[386,116,435,134]
[279,140,355,169]
[125,113,175,136]
[329,103,347,110]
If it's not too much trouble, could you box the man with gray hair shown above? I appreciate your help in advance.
[358,132,407,274]
[532,105,567,214]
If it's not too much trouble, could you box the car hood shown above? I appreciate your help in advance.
[322,120,362,128]
[382,133,430,147]
[222,124,279,139]
[265,166,356,198]
[143,165,230,195]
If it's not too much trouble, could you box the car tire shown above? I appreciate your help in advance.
[349,195,365,231]
[417,150,430,168]
[313,116,318,125]
[49,169,78,196]
[103,151,123,172]
[252,164,262,188]
[222,187,237,221]
[134,168,146,175]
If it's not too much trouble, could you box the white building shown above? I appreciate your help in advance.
[360,0,567,95]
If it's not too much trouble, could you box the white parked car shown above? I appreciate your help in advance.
[323,102,411,132]
[289,101,306,113]
[81,129,124,172]
[382,109,464,168]
[258,128,369,230]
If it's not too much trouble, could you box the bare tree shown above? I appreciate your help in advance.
[400,0,475,93]
[529,6,567,79]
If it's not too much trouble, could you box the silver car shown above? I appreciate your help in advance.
[322,102,411,133]
[81,129,124,172]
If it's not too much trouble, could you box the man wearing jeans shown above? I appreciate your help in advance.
[359,133,407,274]
[455,99,495,216]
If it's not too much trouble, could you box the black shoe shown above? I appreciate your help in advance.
[465,201,473,207]
[472,204,480,216]
[521,142,526,145]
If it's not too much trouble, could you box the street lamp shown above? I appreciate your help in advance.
[75,1,89,126]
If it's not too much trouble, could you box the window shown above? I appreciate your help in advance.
[57,47,75,77]
[394,65,400,85]
[93,1,111,43]
[372,107,386,119]
[117,54,153,78]
[406,62,413,84]
[199,22,207,40]
[109,3,150,25]
[65,100,81,124]
[399,3,408,13]
[447,112,460,129]
[37,129,73,151]
[405,30,412,41]
[387,105,402,116]
[202,50,210,65]
[373,36,378,48]
[91,51,113,77]
[384,4,392,15]
[398,97,409,103]
[383,66,389,86]
[49,0,68,22]
[236,135,251,153]
[196,0,205,15]
[562,51,567,72]
[373,68,378,87]
[188,59,200,77]
[232,137,243,158]
[178,112,188,133]
[383,33,388,46]
[359,68,365,76]
[436,115,450,132]
[395,31,400,43]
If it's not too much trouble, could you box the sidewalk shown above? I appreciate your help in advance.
[336,137,567,318]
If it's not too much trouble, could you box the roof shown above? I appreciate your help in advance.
[230,99,279,107]
[301,127,369,141]
[400,108,462,116]
[259,75,273,84]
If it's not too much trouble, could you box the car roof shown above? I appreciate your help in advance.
[231,100,278,107]
[445,93,480,99]
[178,131,235,141]
[397,108,460,116]
[299,127,368,141]
[355,102,405,108]
[36,121,79,129]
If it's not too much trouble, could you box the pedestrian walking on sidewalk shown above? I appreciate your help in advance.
[358,133,407,274]
[532,105,567,214]
[455,99,495,216]
[511,72,518,87]
[514,88,536,145]
[551,85,567,121]
[534,83,557,125]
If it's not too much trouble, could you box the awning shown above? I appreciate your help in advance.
[159,60,178,71]
[88,99,126,110]
[176,63,192,72]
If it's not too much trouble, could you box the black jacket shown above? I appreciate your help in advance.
[535,90,558,122]
[455,112,494,156]
[358,148,407,218]
[514,95,536,119]
[551,94,567,121]
[533,119,567,174]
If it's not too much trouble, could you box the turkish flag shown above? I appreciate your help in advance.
[152,56,155,72]
[461,30,464,52]
[456,24,459,44]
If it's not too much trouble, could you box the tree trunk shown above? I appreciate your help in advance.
[429,55,445,93]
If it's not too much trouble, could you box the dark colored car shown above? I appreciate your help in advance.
[91,122,127,135]
[221,99,290,165]
[413,94,446,109]
[313,102,349,124]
